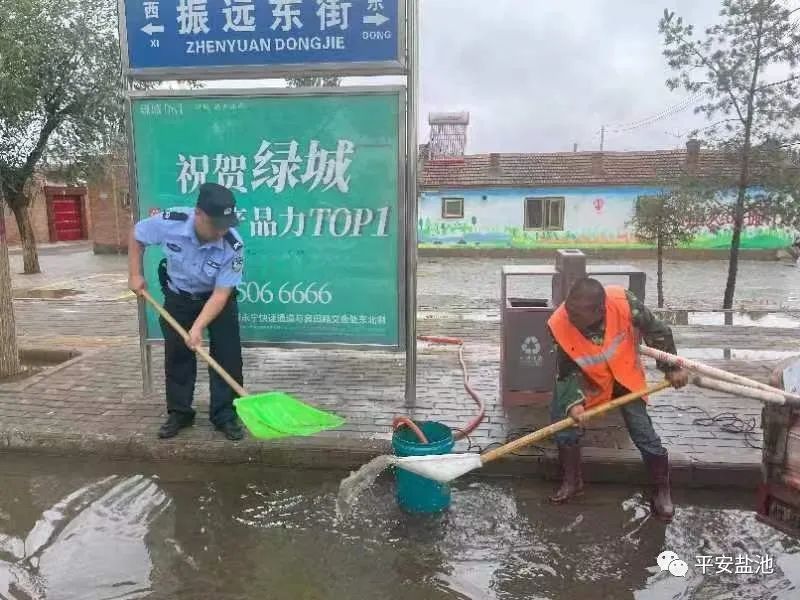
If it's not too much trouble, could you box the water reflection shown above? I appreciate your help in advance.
[0,474,171,599]
[687,311,800,329]
[445,485,669,599]
[638,505,800,600]
[0,458,798,600]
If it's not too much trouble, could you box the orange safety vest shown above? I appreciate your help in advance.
[547,285,647,409]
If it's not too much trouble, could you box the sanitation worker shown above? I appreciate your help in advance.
[128,182,246,441]
[546,277,689,522]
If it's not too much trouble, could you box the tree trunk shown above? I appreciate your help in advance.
[657,234,665,308]
[0,201,21,378]
[723,15,762,310]
[723,187,746,310]
[9,196,41,275]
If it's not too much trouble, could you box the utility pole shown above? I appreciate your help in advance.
[600,125,606,151]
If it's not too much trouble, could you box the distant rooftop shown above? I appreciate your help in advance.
[420,146,743,189]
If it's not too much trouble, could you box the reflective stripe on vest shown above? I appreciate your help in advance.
[573,331,626,368]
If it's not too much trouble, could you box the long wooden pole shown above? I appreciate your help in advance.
[141,290,249,398]
[481,381,672,464]
[692,375,794,406]
[640,346,798,404]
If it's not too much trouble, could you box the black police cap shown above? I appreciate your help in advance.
[196,182,238,228]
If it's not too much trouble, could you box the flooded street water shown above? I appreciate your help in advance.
[0,456,797,600]
[419,257,800,311]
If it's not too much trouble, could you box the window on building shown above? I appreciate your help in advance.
[525,197,565,230]
[441,197,464,219]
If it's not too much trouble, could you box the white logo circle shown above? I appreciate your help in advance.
[657,551,680,571]
[521,336,542,357]
[657,551,688,577]
[669,560,689,577]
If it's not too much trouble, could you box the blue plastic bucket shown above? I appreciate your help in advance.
[392,421,455,513]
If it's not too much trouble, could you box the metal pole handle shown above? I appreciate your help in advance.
[141,289,249,398]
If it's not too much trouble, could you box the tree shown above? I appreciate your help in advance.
[629,187,709,307]
[286,77,342,88]
[659,0,800,309]
[0,190,20,378]
[0,0,121,274]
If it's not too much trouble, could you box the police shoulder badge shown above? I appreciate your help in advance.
[232,255,244,272]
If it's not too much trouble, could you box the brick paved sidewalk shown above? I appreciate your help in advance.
[1,297,776,489]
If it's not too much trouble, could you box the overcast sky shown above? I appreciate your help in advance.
[413,0,724,154]
[209,1,743,154]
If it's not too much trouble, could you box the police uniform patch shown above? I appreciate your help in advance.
[232,255,243,272]
[224,231,243,251]
[163,210,188,222]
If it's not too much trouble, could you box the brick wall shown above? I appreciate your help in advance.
[2,175,52,246]
[88,163,132,254]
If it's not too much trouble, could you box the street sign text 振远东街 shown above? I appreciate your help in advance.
[121,0,403,78]
[130,88,405,347]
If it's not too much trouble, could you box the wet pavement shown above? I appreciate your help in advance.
[9,246,800,309]
[0,456,798,600]
[2,248,800,598]
[9,244,130,303]
[3,248,799,482]
[419,256,800,311]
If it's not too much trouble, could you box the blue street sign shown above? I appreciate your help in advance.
[121,0,404,78]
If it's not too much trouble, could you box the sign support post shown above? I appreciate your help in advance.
[404,0,418,405]
[122,75,154,395]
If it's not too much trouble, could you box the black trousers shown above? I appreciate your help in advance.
[160,289,243,426]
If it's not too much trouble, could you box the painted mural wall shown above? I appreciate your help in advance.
[418,186,794,250]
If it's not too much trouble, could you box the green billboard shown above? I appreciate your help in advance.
[130,89,404,347]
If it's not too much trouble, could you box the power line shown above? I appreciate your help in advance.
[596,93,701,135]
[587,93,704,151]
[596,93,707,150]
[607,92,703,133]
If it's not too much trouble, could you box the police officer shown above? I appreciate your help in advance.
[128,182,245,441]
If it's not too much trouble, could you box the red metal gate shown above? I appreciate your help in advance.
[51,195,84,241]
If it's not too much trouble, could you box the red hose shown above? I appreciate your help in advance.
[391,417,429,444]
[392,335,486,443]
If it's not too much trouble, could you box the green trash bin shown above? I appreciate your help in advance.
[392,421,455,513]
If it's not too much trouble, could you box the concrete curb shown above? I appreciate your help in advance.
[0,430,761,489]
[19,348,81,364]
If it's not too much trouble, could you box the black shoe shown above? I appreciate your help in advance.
[216,419,245,441]
[158,413,195,439]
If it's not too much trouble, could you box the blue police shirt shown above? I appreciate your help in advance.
[134,207,244,294]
